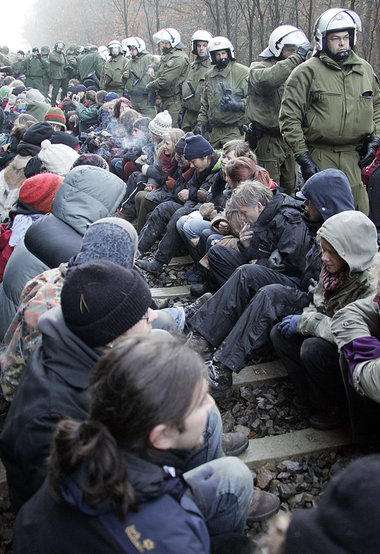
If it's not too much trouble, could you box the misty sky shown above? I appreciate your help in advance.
[1,0,36,51]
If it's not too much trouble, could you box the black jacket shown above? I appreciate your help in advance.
[0,306,100,512]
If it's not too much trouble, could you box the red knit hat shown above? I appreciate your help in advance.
[19,173,64,213]
[44,107,67,130]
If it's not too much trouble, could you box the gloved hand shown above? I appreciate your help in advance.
[356,135,380,169]
[178,109,185,128]
[195,124,204,136]
[297,42,312,61]
[296,152,320,182]
[267,249,285,272]
[278,315,301,339]
[220,95,244,112]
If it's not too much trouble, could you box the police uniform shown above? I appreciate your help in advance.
[124,53,160,118]
[100,54,128,96]
[180,56,211,131]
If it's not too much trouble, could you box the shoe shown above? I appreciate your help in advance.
[247,490,280,523]
[186,330,214,360]
[185,266,206,283]
[206,360,233,400]
[184,292,212,323]
[191,283,210,297]
[222,432,249,456]
[135,257,163,276]
[309,408,346,430]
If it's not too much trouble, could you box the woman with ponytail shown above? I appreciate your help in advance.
[14,336,255,553]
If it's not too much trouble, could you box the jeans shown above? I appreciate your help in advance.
[177,215,211,241]
[184,456,253,535]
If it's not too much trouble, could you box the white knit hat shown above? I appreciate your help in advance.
[26,88,45,103]
[148,110,172,137]
[38,139,79,176]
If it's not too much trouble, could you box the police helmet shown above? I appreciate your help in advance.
[314,8,362,51]
[191,30,213,55]
[55,41,65,51]
[260,25,309,58]
[124,36,147,54]
[208,36,235,64]
[108,40,122,56]
[152,28,184,49]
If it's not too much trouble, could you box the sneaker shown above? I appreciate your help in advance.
[186,330,214,360]
[206,360,233,400]
[309,408,346,430]
[135,257,163,276]
[222,432,249,456]
[184,292,212,323]
[247,489,280,523]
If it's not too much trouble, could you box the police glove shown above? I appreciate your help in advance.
[220,95,244,112]
[356,135,380,169]
[296,42,312,61]
[267,249,285,272]
[296,152,320,182]
[177,109,185,128]
[195,125,204,136]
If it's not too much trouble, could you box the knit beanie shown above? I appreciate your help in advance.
[73,217,138,269]
[21,121,54,147]
[148,110,172,137]
[16,93,27,101]
[38,139,79,176]
[72,153,109,170]
[105,92,119,102]
[0,86,9,100]
[26,88,45,103]
[285,455,380,553]
[44,107,67,130]
[175,131,194,154]
[18,173,64,213]
[184,135,213,160]
[75,84,87,94]
[50,130,80,150]
[13,85,26,97]
[61,260,152,347]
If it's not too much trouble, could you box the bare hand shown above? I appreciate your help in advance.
[216,221,229,233]
[123,70,130,78]
[177,189,189,202]
[144,184,154,192]
[239,222,253,248]
[147,67,155,78]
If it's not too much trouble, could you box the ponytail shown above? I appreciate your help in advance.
[48,419,136,519]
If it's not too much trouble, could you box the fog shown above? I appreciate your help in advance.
[1,0,36,52]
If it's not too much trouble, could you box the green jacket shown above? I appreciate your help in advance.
[280,51,380,157]
[198,60,248,127]
[78,52,104,81]
[181,56,211,114]
[49,50,67,80]
[26,56,49,79]
[11,59,27,78]
[148,49,189,99]
[246,54,303,129]
[296,211,377,344]
[124,53,160,97]
[100,54,128,94]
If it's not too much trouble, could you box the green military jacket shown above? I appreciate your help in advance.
[148,49,189,99]
[124,53,160,97]
[11,58,27,78]
[78,52,104,81]
[66,54,78,79]
[49,50,67,80]
[280,50,380,157]
[25,56,49,79]
[246,54,303,129]
[181,56,211,114]
[198,60,248,127]
[100,54,128,94]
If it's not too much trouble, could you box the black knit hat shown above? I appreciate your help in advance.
[184,135,213,160]
[175,131,194,155]
[22,121,54,146]
[61,260,152,347]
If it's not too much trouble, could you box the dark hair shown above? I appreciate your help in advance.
[48,337,206,518]
[85,90,96,104]
[113,97,131,119]
[11,114,38,139]
[95,89,107,105]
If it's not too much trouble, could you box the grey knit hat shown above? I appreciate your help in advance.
[61,260,152,347]
[148,110,172,137]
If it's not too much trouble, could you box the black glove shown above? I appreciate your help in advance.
[195,124,204,136]
[356,135,380,169]
[220,95,244,112]
[267,249,285,272]
[296,152,320,182]
[296,42,312,61]
[177,109,185,128]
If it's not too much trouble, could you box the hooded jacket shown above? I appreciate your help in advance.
[14,452,210,553]
[0,306,100,512]
[0,166,126,340]
[297,211,378,342]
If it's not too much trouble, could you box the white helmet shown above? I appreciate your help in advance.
[314,8,362,51]
[98,45,108,60]
[191,30,213,55]
[108,40,122,56]
[121,39,130,55]
[260,25,309,58]
[124,36,147,53]
[152,28,183,48]
[208,36,235,64]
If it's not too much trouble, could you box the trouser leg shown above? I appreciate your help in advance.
[138,201,181,253]
[154,207,190,265]
[135,192,157,233]
[208,244,246,286]
[184,405,223,471]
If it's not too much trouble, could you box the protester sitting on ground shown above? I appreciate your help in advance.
[332,252,380,449]
[0,165,126,340]
[260,454,380,553]
[187,169,356,398]
[271,211,378,430]
[0,113,37,171]
[23,138,79,179]
[72,90,99,133]
[43,107,68,132]
[109,116,151,180]
[13,336,279,553]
